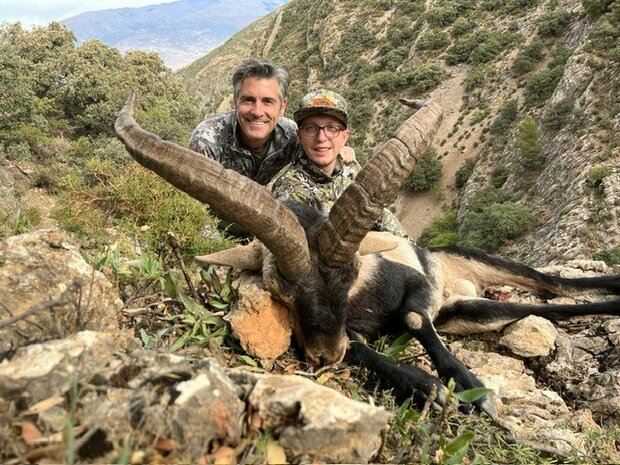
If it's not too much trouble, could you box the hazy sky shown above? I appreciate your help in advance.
[0,0,177,28]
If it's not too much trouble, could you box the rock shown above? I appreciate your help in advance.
[80,355,245,454]
[0,330,139,404]
[499,315,559,357]
[452,342,591,456]
[227,272,292,359]
[0,229,122,353]
[245,372,390,463]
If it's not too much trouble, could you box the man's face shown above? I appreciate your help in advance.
[235,76,287,150]
[297,115,350,176]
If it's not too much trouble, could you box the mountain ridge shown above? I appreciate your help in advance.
[61,0,290,69]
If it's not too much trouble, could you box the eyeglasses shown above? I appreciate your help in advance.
[299,124,345,139]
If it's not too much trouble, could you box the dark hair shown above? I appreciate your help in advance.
[232,59,290,102]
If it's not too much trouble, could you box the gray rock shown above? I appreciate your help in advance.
[500,315,559,357]
[246,372,391,463]
[0,229,122,352]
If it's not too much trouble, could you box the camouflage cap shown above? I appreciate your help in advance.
[294,89,349,127]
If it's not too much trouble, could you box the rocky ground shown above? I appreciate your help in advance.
[1,227,620,463]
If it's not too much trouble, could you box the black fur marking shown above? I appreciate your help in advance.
[435,298,620,328]
[347,259,433,339]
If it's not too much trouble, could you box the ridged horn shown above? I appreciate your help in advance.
[114,90,311,280]
[318,99,443,265]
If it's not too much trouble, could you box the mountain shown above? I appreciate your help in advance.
[177,0,620,267]
[61,0,290,69]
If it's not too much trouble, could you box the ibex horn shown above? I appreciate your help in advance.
[114,90,311,280]
[318,100,443,265]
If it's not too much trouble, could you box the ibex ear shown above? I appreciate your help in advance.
[195,239,263,271]
[359,231,400,255]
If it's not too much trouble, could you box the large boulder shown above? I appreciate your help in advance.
[0,229,122,353]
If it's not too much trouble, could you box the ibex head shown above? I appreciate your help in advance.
[115,91,442,366]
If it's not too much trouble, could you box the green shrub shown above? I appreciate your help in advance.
[582,0,614,17]
[418,210,459,247]
[404,149,443,192]
[426,6,459,27]
[455,157,477,189]
[491,165,511,188]
[460,202,534,251]
[515,115,544,170]
[489,99,519,141]
[416,30,451,51]
[585,164,612,187]
[464,65,495,92]
[54,163,236,258]
[593,245,620,266]
[451,17,477,36]
[524,65,564,107]
[537,10,572,37]
[512,40,544,75]
[543,98,575,130]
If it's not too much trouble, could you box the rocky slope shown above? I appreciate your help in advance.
[177,0,619,266]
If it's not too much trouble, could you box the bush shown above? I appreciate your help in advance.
[451,17,476,36]
[418,210,459,248]
[512,40,544,75]
[404,149,443,192]
[53,163,236,259]
[524,66,564,107]
[537,10,572,37]
[582,0,614,17]
[542,98,575,130]
[585,164,612,188]
[460,202,534,251]
[416,30,451,51]
[593,245,620,266]
[491,165,511,188]
[455,157,477,189]
[464,65,495,92]
[515,115,544,170]
[490,99,519,138]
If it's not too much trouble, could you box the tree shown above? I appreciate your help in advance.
[515,115,544,170]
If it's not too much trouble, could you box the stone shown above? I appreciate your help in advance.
[246,372,390,464]
[226,272,292,359]
[499,315,559,357]
[0,229,122,353]
[0,330,139,404]
[451,342,591,456]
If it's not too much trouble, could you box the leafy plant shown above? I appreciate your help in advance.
[404,149,443,192]
[515,115,544,170]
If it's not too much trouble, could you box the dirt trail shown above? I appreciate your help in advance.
[395,67,481,238]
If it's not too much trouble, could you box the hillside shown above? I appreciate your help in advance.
[61,0,290,69]
[177,0,620,267]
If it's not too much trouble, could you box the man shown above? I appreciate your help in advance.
[188,58,297,186]
[270,89,407,237]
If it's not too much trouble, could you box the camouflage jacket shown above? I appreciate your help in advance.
[188,111,300,185]
[270,153,408,237]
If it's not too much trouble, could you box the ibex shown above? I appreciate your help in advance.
[116,91,620,419]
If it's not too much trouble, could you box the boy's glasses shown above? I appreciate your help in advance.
[299,124,345,139]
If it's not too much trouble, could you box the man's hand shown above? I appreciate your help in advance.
[340,146,356,163]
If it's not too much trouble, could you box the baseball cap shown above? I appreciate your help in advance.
[294,89,349,127]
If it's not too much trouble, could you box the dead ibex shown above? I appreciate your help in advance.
[116,91,620,418]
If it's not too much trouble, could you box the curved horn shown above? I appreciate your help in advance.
[318,99,443,265]
[115,90,311,280]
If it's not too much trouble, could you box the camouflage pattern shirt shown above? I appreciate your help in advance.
[270,153,408,237]
[188,110,300,185]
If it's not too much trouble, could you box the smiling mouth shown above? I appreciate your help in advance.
[246,119,269,126]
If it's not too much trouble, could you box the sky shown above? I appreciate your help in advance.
[0,0,177,28]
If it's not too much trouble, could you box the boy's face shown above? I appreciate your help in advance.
[297,114,350,176]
